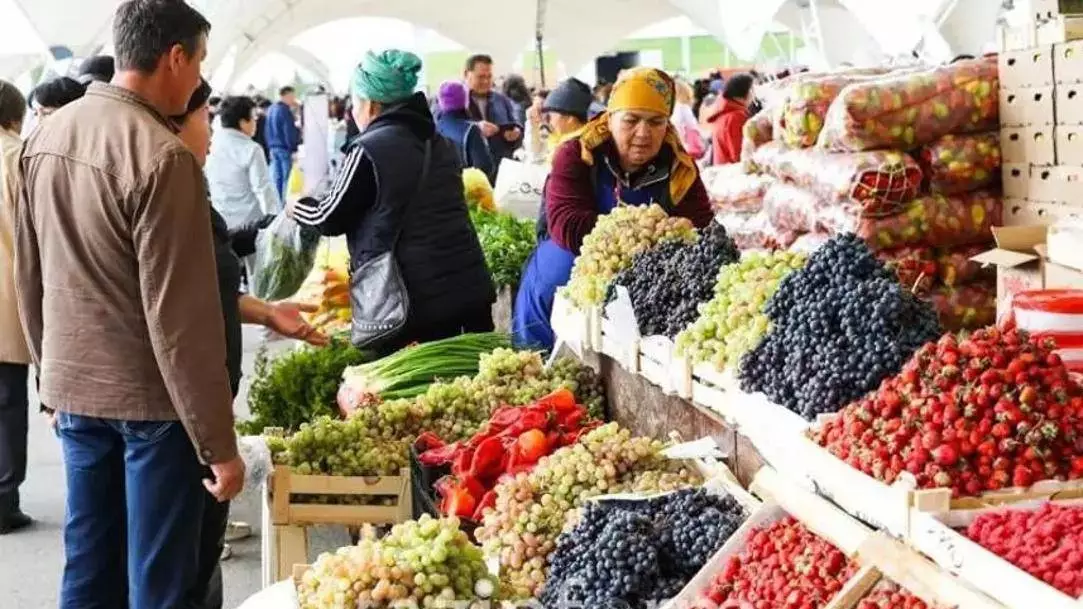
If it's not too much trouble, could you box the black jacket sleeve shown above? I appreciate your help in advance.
[292,146,375,237]
[228,214,276,258]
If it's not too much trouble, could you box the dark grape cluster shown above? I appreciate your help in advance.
[738,233,942,420]
[607,223,740,338]
[540,488,747,609]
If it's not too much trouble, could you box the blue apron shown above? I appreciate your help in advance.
[513,165,662,350]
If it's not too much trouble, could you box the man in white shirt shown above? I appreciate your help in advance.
[205,96,280,230]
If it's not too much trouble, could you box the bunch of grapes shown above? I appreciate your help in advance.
[676,250,807,370]
[563,204,698,308]
[606,222,741,338]
[541,489,748,609]
[475,423,702,598]
[738,234,942,420]
[274,415,412,476]
[296,515,498,609]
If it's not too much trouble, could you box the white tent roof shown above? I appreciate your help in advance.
[0,0,1003,84]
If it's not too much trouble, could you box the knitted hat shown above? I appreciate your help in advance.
[542,78,594,122]
[437,80,468,112]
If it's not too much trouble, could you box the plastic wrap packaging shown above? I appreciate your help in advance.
[251,214,322,301]
[877,246,938,293]
[817,57,999,152]
[290,238,352,335]
[740,111,775,162]
[237,435,275,497]
[701,164,772,213]
[928,280,997,332]
[779,73,886,148]
[937,244,994,287]
[762,182,825,233]
[754,143,923,216]
[788,232,831,254]
[745,140,788,174]
[1010,290,1083,373]
[715,210,797,250]
[919,132,1001,195]
[821,189,1002,251]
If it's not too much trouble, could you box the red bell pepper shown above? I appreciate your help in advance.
[470,436,507,483]
[414,431,446,452]
[487,406,522,434]
[440,483,477,519]
[557,408,586,431]
[517,429,550,463]
[508,408,549,435]
[452,447,474,477]
[418,441,462,466]
[537,388,578,413]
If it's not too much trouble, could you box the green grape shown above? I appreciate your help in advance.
[676,250,807,370]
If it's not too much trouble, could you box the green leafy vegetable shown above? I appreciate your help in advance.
[470,208,536,289]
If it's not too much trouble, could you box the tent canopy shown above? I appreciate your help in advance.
[0,0,1002,85]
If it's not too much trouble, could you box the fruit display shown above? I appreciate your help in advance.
[878,246,937,294]
[937,244,992,287]
[812,328,1083,495]
[701,164,771,213]
[296,515,498,609]
[695,516,858,609]
[918,132,1001,195]
[716,209,798,251]
[780,73,885,148]
[470,207,536,289]
[928,280,997,332]
[741,110,774,161]
[562,204,698,308]
[856,581,940,609]
[416,389,600,521]
[763,181,826,233]
[738,234,942,420]
[463,166,495,212]
[676,251,807,370]
[541,489,748,609]
[606,222,740,338]
[754,143,923,217]
[475,423,702,598]
[820,189,1003,251]
[965,503,1083,598]
[817,58,999,152]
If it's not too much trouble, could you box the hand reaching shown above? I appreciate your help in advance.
[267,301,329,346]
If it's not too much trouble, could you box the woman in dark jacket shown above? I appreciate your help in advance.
[435,80,496,183]
[291,50,496,354]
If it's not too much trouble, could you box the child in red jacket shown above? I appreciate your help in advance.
[707,73,755,165]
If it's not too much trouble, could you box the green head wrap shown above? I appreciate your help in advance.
[352,50,423,103]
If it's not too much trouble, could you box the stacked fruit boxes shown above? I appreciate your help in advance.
[1000,1,1083,226]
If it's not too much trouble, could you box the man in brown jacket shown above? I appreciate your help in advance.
[13,1,244,607]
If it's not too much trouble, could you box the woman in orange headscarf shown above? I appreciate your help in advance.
[513,67,714,350]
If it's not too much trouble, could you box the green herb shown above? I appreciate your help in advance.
[238,336,372,433]
[470,208,536,289]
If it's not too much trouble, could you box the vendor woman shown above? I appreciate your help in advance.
[513,68,714,350]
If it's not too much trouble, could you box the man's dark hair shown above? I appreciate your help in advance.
[279,86,295,97]
[722,73,754,102]
[113,0,211,73]
[78,55,116,83]
[32,77,87,109]
[219,96,257,130]
[0,81,26,131]
[171,78,212,122]
[465,54,493,72]
[257,97,272,109]
[208,95,221,108]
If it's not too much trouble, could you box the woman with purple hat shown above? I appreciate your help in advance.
[435,80,496,183]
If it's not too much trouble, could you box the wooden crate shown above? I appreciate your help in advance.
[690,362,741,424]
[261,466,411,586]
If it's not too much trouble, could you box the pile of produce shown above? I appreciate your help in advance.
[817,57,999,152]
[701,165,771,213]
[476,423,702,598]
[878,247,937,293]
[463,167,495,211]
[965,503,1083,597]
[563,204,697,308]
[337,333,510,412]
[741,111,774,161]
[676,251,807,370]
[291,239,352,335]
[296,515,498,609]
[269,349,607,477]
[416,388,600,522]
[696,516,857,609]
[918,132,1001,195]
[857,581,940,609]
[739,234,942,420]
[779,73,882,147]
[469,207,536,289]
[606,222,740,338]
[240,338,372,434]
[541,488,748,609]
[813,328,1083,495]
[929,283,997,331]
[937,245,991,287]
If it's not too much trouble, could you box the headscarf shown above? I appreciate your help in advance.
[352,50,423,104]
[576,67,697,205]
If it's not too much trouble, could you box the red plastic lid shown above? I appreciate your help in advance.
[1013,290,1083,314]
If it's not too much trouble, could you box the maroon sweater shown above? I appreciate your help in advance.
[546,138,714,254]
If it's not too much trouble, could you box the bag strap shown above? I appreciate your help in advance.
[390,138,433,248]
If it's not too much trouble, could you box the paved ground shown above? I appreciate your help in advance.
[0,328,348,608]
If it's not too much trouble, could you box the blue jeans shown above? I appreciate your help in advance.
[269,148,293,202]
[57,413,205,609]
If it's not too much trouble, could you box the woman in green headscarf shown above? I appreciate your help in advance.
[290,50,495,353]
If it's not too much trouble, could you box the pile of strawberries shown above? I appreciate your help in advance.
[696,517,856,609]
[966,503,1083,597]
[856,582,938,609]
[812,328,1083,496]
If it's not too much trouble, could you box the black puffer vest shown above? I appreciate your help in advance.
[349,93,495,329]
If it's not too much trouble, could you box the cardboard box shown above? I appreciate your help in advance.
[1045,260,1083,287]
[1026,164,1083,200]
[1000,86,1056,126]
[1004,198,1083,225]
[1056,83,1083,122]
[1002,126,1056,163]
[1056,123,1083,162]
[1002,163,1030,198]
[1034,0,1083,21]
[971,226,1048,320]
[1055,39,1083,82]
[1001,47,1055,87]
[1040,16,1083,46]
